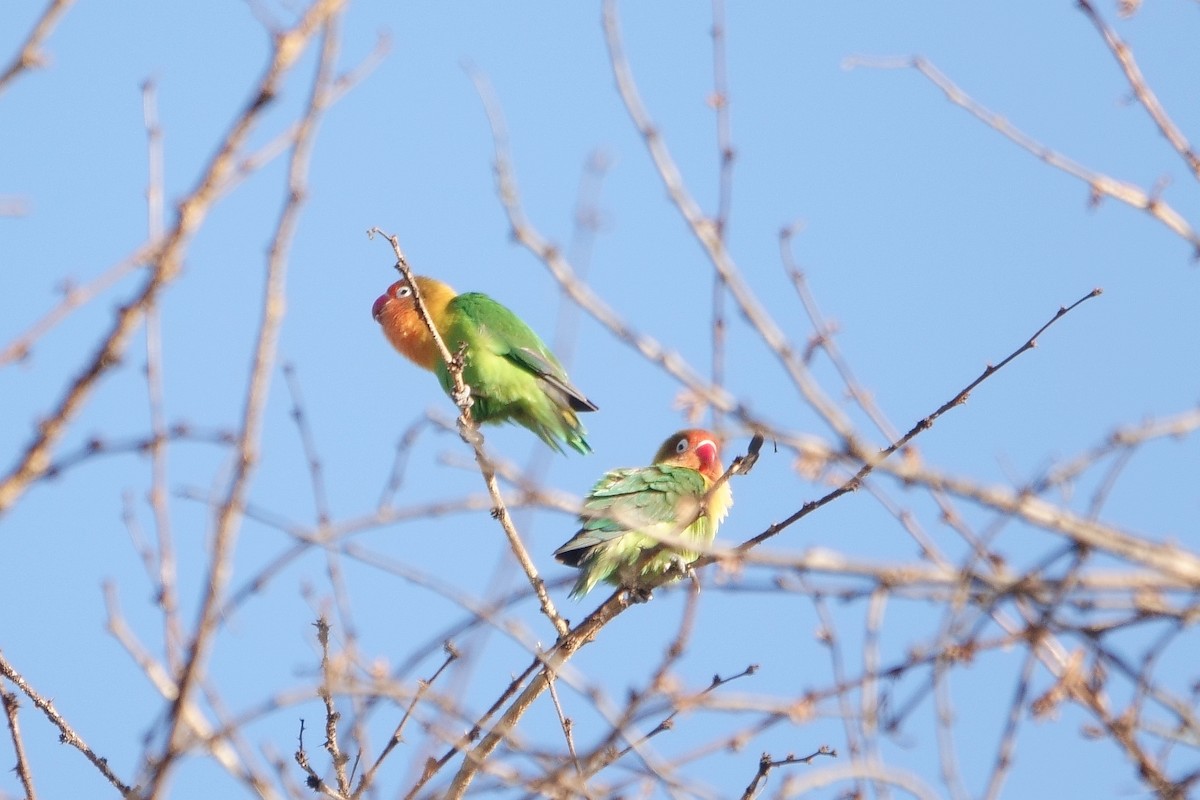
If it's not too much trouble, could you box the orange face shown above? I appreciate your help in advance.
[653,429,723,482]
[372,276,456,371]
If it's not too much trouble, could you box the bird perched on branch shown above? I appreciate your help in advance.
[554,429,732,598]
[372,275,597,454]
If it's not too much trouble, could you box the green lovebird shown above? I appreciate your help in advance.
[554,429,733,598]
[372,275,598,454]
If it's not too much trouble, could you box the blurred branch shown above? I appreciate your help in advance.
[1038,406,1200,493]
[0,0,75,96]
[735,289,1103,553]
[0,252,150,367]
[1077,0,1200,181]
[775,760,938,800]
[0,0,346,519]
[603,0,856,441]
[846,55,1200,255]
[103,585,272,797]
[353,641,459,797]
[140,77,183,676]
[141,5,347,796]
[780,225,899,444]
[875,456,1200,585]
[709,0,734,432]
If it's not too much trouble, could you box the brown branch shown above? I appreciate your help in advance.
[739,746,837,799]
[353,642,460,797]
[0,251,149,368]
[0,0,75,95]
[708,0,734,432]
[0,649,132,794]
[313,618,351,795]
[141,6,346,796]
[294,718,346,799]
[1077,0,1200,181]
[0,2,343,520]
[602,0,855,440]
[571,580,706,786]
[1,685,37,800]
[733,288,1103,553]
[845,55,1200,255]
[141,78,182,672]
[613,662,758,766]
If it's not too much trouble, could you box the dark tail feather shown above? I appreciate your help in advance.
[568,391,598,413]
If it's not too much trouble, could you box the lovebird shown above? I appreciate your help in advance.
[554,429,733,598]
[372,275,598,454]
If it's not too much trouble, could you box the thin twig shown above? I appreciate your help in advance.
[1077,0,1200,181]
[1,685,37,800]
[0,2,343,519]
[732,289,1103,553]
[739,746,837,799]
[709,0,734,432]
[142,7,346,796]
[603,0,854,440]
[354,642,460,796]
[0,649,132,794]
[314,618,350,794]
[0,0,76,95]
[845,55,1200,255]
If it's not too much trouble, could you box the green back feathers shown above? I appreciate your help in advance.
[554,464,716,597]
[436,292,596,454]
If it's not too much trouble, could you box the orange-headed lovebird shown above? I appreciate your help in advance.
[372,275,597,454]
[553,429,732,597]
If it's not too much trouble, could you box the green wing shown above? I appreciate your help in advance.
[437,293,596,454]
[449,293,596,412]
[553,465,708,587]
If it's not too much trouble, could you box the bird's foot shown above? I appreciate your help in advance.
[456,416,484,450]
[451,382,473,409]
[623,586,654,604]
[664,553,692,579]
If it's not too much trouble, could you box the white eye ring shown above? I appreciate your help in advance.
[397,285,413,298]
[675,438,688,453]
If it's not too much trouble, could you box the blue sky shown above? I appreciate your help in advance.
[2,1,1198,798]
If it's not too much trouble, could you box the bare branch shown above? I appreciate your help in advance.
[846,55,1200,254]
[0,0,75,95]
[0,649,132,794]
[1077,0,1200,181]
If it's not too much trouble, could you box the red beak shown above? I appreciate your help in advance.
[371,294,389,321]
[694,440,717,470]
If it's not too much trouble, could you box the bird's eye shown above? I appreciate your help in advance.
[396,285,413,298]
[675,438,688,454]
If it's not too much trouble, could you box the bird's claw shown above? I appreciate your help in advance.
[624,586,654,604]
[665,553,692,578]
[457,417,483,448]
[451,382,472,408]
